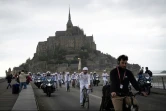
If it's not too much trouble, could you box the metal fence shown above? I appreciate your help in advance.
[151,75,166,89]
[97,73,166,90]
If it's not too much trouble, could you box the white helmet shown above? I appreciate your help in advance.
[46,71,50,74]
[74,72,76,74]
[83,67,88,71]
[90,72,92,74]
[103,70,106,72]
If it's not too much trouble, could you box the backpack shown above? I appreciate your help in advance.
[102,85,111,97]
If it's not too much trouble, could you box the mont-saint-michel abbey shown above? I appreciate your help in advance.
[36,8,96,57]
[12,8,140,74]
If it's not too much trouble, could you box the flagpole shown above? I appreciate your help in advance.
[78,58,81,73]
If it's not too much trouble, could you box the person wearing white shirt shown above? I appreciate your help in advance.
[65,72,71,91]
[102,70,109,86]
[79,67,91,106]
[53,73,58,89]
[71,72,76,87]
[58,72,63,88]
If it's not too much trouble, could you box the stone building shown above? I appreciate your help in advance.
[35,8,96,58]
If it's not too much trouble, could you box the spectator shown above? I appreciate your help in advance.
[19,70,29,91]
[6,74,12,89]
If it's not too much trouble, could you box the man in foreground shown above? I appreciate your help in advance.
[110,55,147,111]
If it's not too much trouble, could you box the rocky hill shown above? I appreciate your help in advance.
[161,70,166,73]
[13,48,140,75]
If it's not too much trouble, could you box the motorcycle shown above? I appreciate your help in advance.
[43,78,55,97]
[144,73,151,95]
[138,73,151,95]
[34,77,43,88]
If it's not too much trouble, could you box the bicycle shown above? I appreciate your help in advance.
[99,91,140,111]
[72,79,76,88]
[67,81,70,92]
[82,86,91,109]
[59,80,62,88]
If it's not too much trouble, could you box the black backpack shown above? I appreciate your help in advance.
[101,85,114,110]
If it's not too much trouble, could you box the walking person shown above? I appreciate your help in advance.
[65,72,71,91]
[19,70,29,91]
[6,74,12,89]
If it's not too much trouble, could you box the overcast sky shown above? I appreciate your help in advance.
[0,0,166,77]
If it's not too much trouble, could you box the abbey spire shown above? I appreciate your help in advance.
[67,7,73,29]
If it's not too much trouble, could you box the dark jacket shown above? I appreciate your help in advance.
[110,66,140,94]
[145,70,153,77]
[6,75,12,83]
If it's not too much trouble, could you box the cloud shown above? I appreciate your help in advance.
[0,0,166,76]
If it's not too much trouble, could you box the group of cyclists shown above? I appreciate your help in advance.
[31,68,110,106]
[28,54,150,110]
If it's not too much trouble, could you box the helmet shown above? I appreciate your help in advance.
[74,72,76,74]
[83,67,88,71]
[37,72,40,75]
[90,72,92,74]
[46,71,51,76]
[66,72,70,75]
[46,71,50,74]
[103,70,106,72]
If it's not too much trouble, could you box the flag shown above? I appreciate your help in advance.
[78,59,81,71]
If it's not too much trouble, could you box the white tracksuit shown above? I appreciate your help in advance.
[102,73,109,86]
[53,74,58,88]
[79,73,91,104]
[65,74,71,91]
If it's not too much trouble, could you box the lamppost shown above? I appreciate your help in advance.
[78,58,81,73]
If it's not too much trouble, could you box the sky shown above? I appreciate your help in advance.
[0,0,166,77]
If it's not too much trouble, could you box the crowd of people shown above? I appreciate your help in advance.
[5,54,153,110]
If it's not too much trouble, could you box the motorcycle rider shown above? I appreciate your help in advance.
[65,72,71,91]
[58,72,63,87]
[35,72,42,80]
[110,55,147,111]
[43,71,53,83]
[137,70,145,82]
[145,67,153,77]
[93,72,99,86]
[102,70,109,86]
[79,67,91,106]
[43,71,55,92]
[34,72,42,85]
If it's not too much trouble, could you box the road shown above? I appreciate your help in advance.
[0,79,18,111]
[32,83,166,111]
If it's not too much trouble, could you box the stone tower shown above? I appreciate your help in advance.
[66,7,73,30]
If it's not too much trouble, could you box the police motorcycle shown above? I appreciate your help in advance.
[144,73,151,95]
[93,72,100,86]
[42,71,55,97]
[138,73,151,95]
[34,73,43,88]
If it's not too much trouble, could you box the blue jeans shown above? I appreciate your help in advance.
[20,82,27,90]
